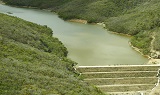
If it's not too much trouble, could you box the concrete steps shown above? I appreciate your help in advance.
[84,77,157,85]
[98,84,154,92]
[77,65,160,95]
[106,91,151,95]
[81,71,157,78]
[77,65,160,72]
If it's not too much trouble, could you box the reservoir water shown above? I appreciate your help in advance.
[0,4,148,66]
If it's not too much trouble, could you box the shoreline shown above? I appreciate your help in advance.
[129,39,160,65]
[67,18,160,65]
[67,19,106,28]
[67,19,87,24]
[107,30,132,37]
[107,30,160,65]
[128,42,150,59]
[0,1,5,4]
[2,2,159,65]
[0,2,41,9]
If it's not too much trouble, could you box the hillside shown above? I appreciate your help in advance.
[2,0,160,58]
[0,13,104,95]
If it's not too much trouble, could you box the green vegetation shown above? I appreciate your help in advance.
[106,0,160,55]
[154,28,160,51]
[130,31,152,54]
[1,0,73,9]
[0,13,104,95]
[1,0,147,22]
[57,0,146,23]
[2,0,160,56]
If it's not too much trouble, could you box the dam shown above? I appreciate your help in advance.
[77,65,160,95]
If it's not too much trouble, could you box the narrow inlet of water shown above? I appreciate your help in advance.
[0,4,148,66]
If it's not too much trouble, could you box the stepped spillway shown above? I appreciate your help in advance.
[77,65,160,95]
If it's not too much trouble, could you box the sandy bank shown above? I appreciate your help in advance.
[68,19,87,24]
[148,59,160,65]
[108,30,132,37]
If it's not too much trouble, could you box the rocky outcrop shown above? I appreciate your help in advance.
[148,33,160,64]
[150,51,160,59]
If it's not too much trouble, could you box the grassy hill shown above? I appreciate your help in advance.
[2,0,160,57]
[0,13,104,95]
